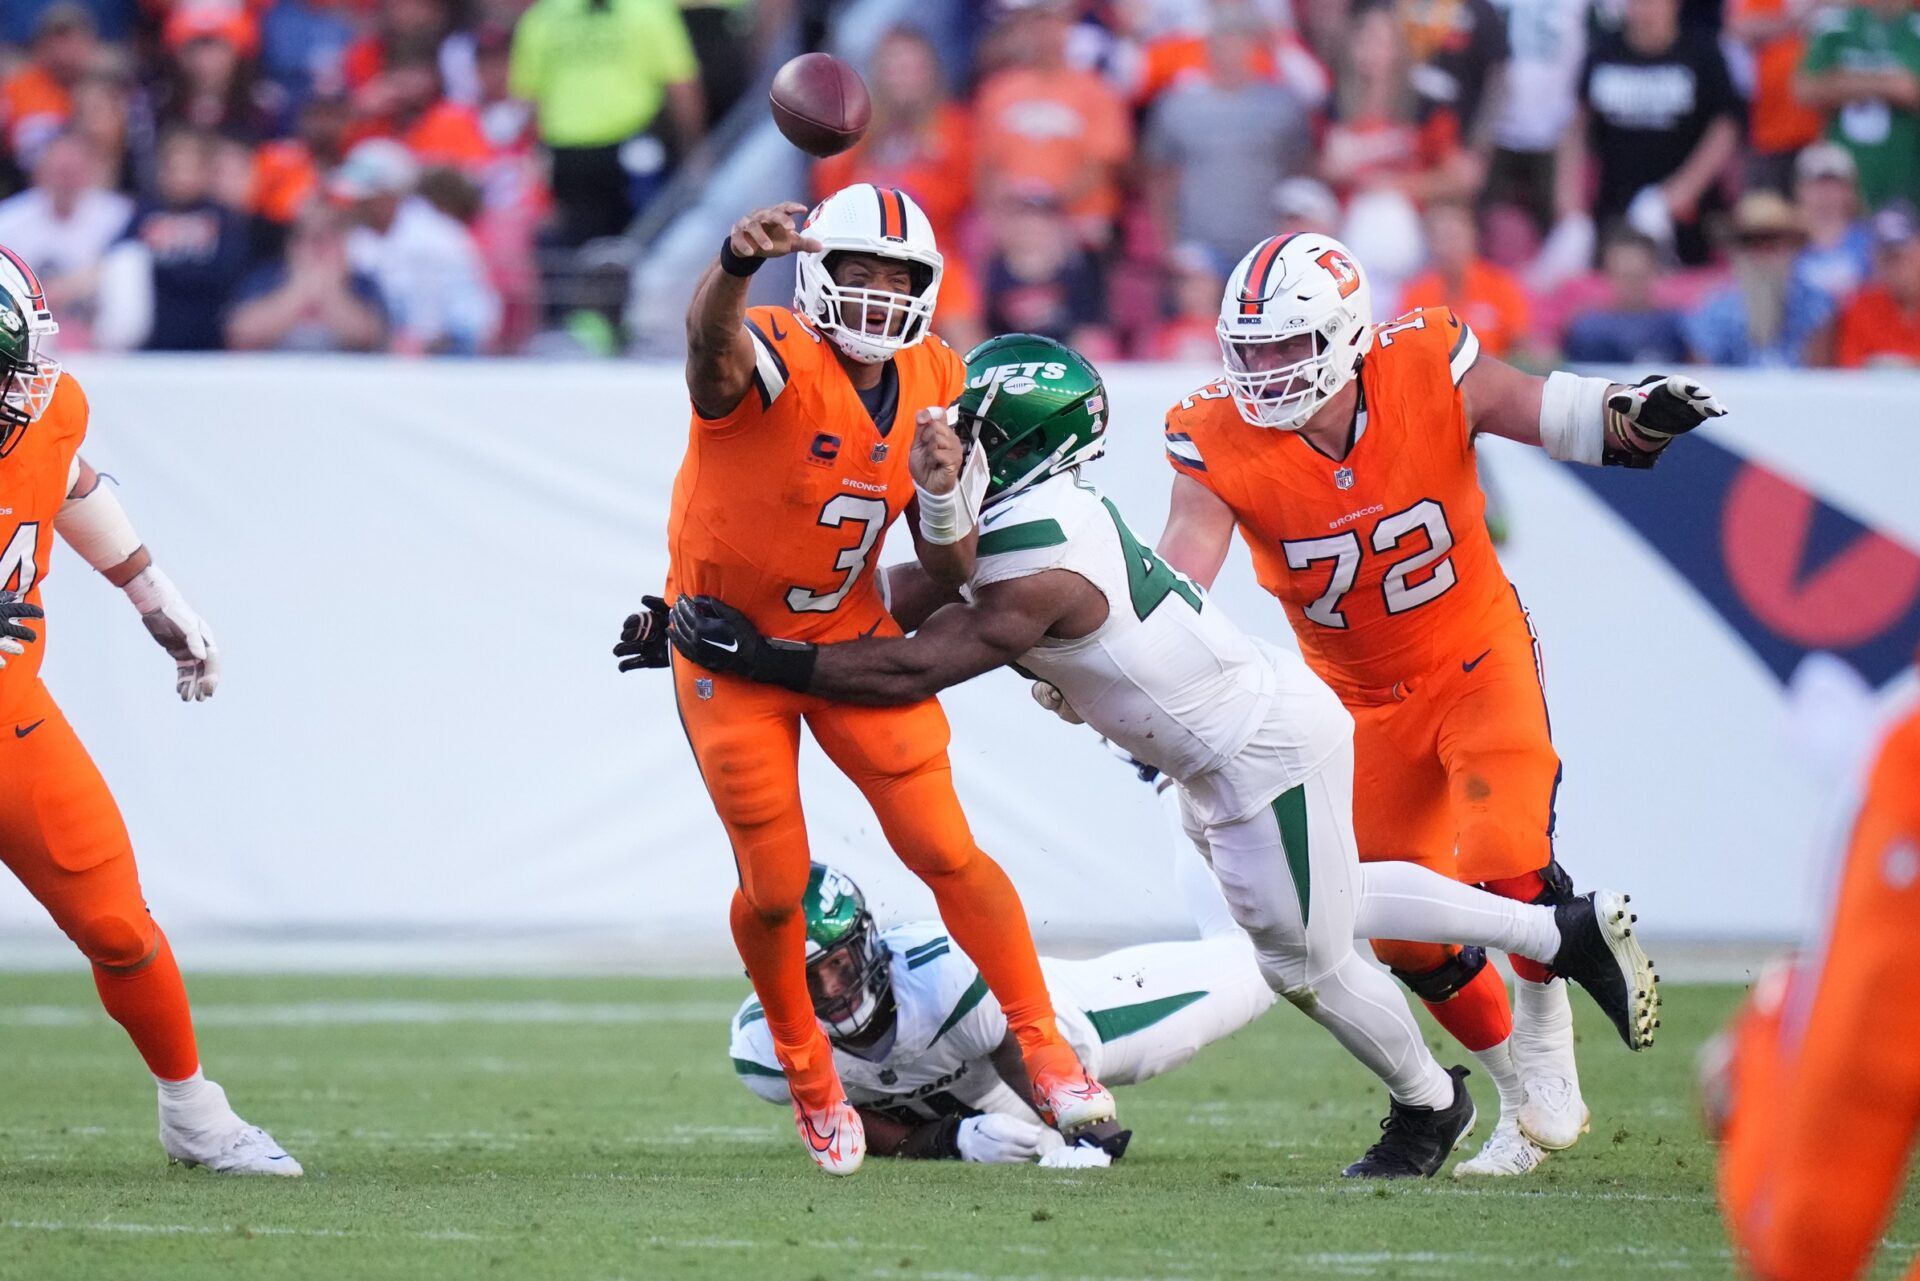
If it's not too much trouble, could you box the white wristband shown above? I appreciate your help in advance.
[916,480,968,545]
[55,478,142,571]
[123,565,177,616]
[1538,371,1611,466]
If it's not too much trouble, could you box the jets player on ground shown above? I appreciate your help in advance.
[1154,233,1723,1174]
[656,334,1659,1179]
[727,862,1274,1165]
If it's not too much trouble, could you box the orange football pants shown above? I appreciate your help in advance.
[672,652,1068,1105]
[1345,608,1561,980]
[1,683,199,1080]
[1719,740,1920,1281]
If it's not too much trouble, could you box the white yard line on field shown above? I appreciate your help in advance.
[1,1219,486,1243]
[0,1000,739,1028]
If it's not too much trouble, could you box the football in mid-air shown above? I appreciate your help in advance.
[769,52,871,158]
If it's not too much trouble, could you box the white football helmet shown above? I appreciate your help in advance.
[794,183,943,365]
[1217,232,1373,430]
[0,244,60,444]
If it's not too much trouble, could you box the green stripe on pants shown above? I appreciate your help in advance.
[1272,783,1311,926]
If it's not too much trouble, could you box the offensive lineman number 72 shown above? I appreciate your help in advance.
[1280,499,1457,628]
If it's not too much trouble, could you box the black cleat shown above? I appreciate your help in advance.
[1341,1066,1476,1179]
[1551,889,1660,1050]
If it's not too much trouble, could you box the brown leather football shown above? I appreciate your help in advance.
[769,53,871,159]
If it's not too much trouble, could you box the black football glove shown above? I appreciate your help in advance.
[667,594,818,692]
[612,595,672,672]
[1608,374,1727,445]
[0,589,43,668]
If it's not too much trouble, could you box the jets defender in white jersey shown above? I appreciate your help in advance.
[727,862,1274,1164]
[663,334,1659,1179]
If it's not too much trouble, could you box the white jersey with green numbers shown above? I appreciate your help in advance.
[970,473,1351,826]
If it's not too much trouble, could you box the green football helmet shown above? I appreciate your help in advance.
[803,862,894,1044]
[0,245,62,458]
[955,333,1108,507]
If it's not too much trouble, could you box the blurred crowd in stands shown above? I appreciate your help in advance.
[3,0,1919,366]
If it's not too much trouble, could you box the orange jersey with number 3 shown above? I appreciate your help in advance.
[666,307,966,643]
[1165,308,1518,699]
[0,373,87,721]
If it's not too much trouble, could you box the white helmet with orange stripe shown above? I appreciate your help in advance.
[1217,232,1372,430]
[794,183,944,366]
[0,244,60,452]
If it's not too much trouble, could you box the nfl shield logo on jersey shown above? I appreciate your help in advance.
[695,678,714,700]
[870,441,889,463]
[1334,467,1355,490]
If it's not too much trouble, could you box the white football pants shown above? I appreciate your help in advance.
[1176,740,1563,1107]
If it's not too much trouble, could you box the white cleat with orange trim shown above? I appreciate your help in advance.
[1031,1064,1117,1136]
[793,1095,865,1176]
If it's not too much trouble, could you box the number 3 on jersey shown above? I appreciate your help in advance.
[1282,499,1455,628]
[787,495,888,613]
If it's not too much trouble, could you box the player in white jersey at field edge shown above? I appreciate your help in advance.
[652,333,1662,1179]
[726,861,1274,1165]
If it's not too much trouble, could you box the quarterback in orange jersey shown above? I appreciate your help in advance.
[0,248,297,1176]
[616,184,1116,1175]
[1712,693,1920,1280]
[1155,231,1726,1176]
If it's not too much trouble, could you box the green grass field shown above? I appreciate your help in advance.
[1,973,1914,1281]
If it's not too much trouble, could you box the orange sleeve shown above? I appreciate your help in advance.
[1417,108,1462,169]
[1834,296,1872,368]
[696,307,819,434]
[1726,717,1920,1280]
[1089,79,1133,165]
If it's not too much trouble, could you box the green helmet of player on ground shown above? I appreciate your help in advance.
[802,862,894,1045]
[954,333,1109,507]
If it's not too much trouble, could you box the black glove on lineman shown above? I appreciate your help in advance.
[1607,374,1727,445]
[612,595,672,672]
[0,589,43,662]
[667,594,818,693]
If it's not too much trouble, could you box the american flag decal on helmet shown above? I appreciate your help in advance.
[1237,234,1297,316]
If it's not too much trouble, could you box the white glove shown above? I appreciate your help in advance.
[124,566,220,701]
[956,1113,1065,1164]
[1031,679,1083,724]
[1625,186,1675,247]
[1038,1140,1113,1169]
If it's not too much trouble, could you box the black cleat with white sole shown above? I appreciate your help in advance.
[1550,889,1661,1050]
[1341,1065,1477,1179]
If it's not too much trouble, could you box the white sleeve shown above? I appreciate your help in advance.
[932,968,1010,1063]
[727,1004,792,1105]
[92,241,154,353]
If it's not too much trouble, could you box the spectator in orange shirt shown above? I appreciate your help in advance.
[2,3,99,169]
[815,26,979,345]
[375,40,495,172]
[1399,199,1532,358]
[1122,0,1331,111]
[1834,203,1920,367]
[1725,0,1825,192]
[1320,6,1478,207]
[973,0,1133,248]
[251,94,352,228]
